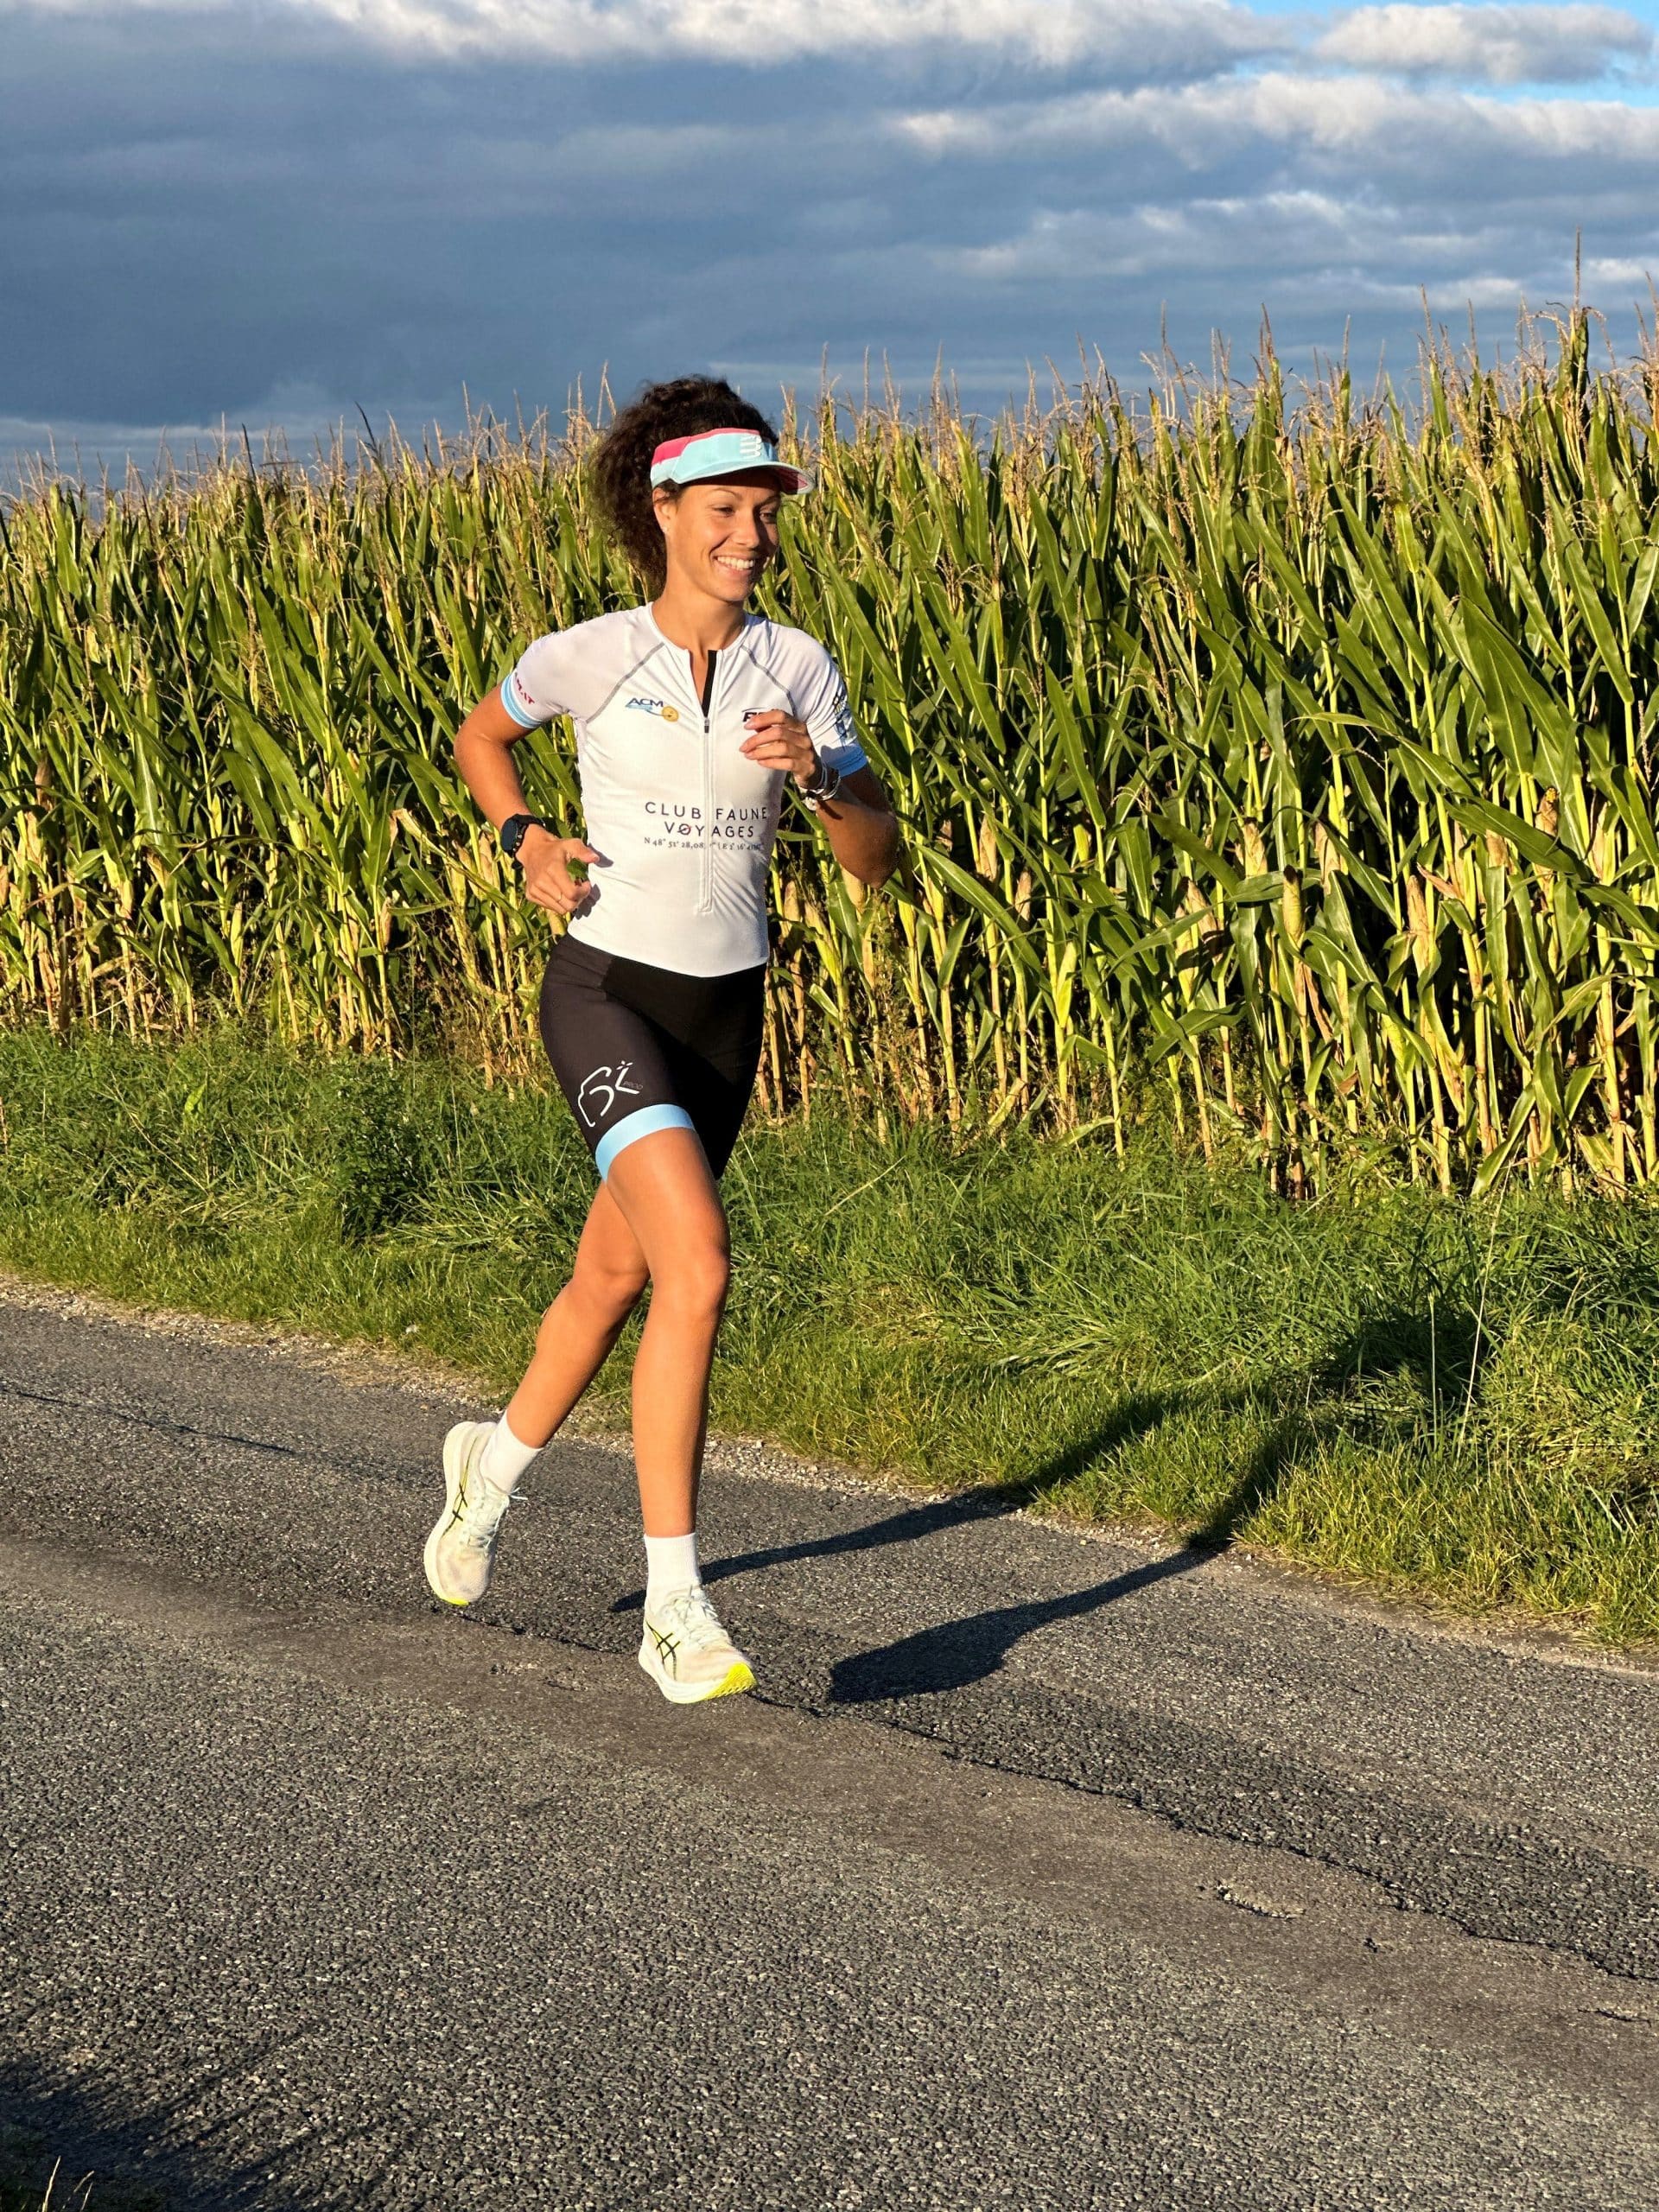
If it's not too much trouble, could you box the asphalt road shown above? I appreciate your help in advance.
[2,1283,1656,2210]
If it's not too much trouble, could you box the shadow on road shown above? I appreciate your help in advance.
[829,1394,1303,1704]
[609,1391,1181,1618]
[0,2047,417,2212]
[607,1486,1032,1618]
[613,1306,1482,1703]
[828,1301,1487,1704]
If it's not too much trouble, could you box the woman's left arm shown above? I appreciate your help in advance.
[740,715,900,887]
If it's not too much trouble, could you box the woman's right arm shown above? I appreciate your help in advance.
[453,687,598,918]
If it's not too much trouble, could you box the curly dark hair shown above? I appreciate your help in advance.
[593,376,780,594]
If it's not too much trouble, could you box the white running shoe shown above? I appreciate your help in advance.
[638,1584,754,1705]
[423,1421,512,1607]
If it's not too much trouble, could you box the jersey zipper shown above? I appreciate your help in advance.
[698,652,721,917]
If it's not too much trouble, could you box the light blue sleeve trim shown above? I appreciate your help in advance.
[499,671,542,728]
[595,1103,696,1178]
[798,641,868,776]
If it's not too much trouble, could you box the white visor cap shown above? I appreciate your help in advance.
[649,427,811,494]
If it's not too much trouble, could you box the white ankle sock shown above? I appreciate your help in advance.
[479,1414,541,1493]
[644,1531,701,1610]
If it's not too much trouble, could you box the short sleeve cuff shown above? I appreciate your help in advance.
[499,669,543,728]
[823,738,868,776]
[812,688,867,776]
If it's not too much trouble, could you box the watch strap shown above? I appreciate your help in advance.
[499,812,542,861]
[798,758,842,812]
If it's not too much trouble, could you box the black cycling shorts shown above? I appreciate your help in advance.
[537,934,766,1180]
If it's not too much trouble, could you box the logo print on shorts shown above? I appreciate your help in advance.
[576,1061,642,1128]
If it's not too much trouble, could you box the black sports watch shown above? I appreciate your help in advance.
[499,812,544,861]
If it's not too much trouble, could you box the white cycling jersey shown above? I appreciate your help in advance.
[499,605,868,977]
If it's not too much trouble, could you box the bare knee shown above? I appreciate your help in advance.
[559,1255,647,1332]
[651,1237,731,1325]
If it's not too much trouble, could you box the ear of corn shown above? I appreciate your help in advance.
[4,320,1659,1192]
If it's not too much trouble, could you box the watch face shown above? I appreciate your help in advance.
[502,814,530,856]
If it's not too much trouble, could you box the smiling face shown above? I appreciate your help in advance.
[653,472,785,609]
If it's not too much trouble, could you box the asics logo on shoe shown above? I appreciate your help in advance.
[576,1060,643,1126]
[649,1624,681,1675]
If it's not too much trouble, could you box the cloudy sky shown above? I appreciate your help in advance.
[3,0,1657,474]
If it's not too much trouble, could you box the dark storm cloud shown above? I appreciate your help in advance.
[3,0,1658,476]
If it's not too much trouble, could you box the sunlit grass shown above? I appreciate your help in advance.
[4,1025,1656,1643]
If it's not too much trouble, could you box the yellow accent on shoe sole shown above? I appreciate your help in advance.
[707,1661,755,1700]
[638,1649,755,1705]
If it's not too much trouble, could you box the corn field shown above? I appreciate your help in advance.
[4,317,1659,1193]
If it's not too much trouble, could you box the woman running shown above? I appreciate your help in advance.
[424,376,899,1703]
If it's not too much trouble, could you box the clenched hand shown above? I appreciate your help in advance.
[519,826,601,916]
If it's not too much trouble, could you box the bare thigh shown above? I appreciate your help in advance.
[602,1128,730,1295]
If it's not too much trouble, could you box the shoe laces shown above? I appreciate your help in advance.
[455,1469,511,1554]
[650,1583,728,1651]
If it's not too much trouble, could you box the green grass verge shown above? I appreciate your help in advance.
[3,1025,1658,1643]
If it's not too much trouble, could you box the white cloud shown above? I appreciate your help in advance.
[943,189,1504,287]
[1318,5,1653,85]
[894,68,1659,168]
[14,0,1653,82]
[1581,254,1657,289]
[918,176,1655,374]
[3,0,1290,67]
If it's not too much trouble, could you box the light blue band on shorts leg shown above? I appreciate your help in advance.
[595,1103,696,1178]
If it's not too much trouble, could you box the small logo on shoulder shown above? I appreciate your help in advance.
[626,696,680,723]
